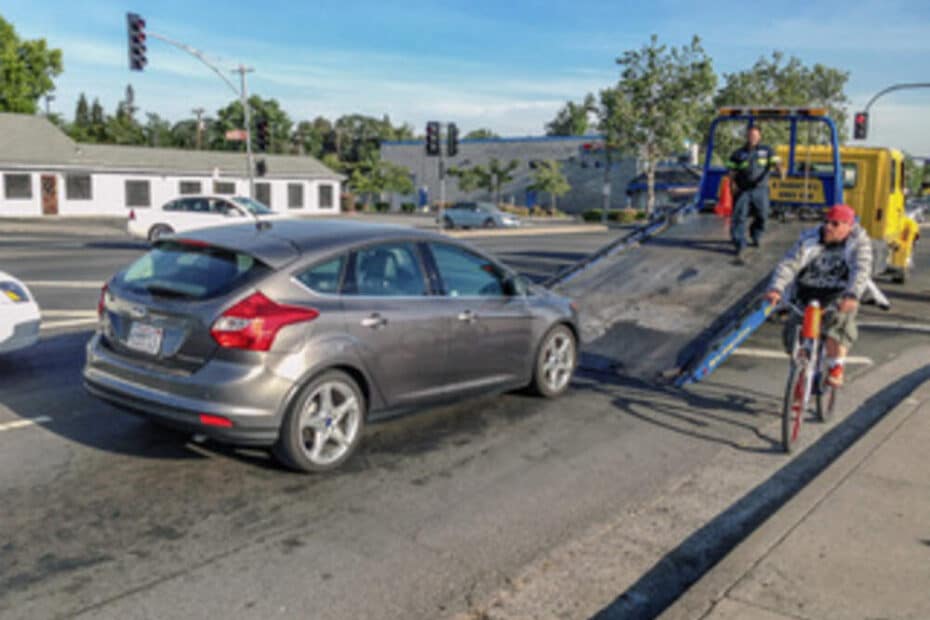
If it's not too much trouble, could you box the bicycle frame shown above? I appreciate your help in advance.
[783,300,833,449]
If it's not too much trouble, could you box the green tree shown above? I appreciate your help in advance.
[904,156,925,198]
[545,94,596,136]
[598,34,716,215]
[447,166,483,192]
[486,158,521,204]
[529,160,571,210]
[89,98,107,142]
[293,116,333,158]
[710,52,850,161]
[348,155,414,207]
[464,128,498,140]
[0,16,62,113]
[104,101,145,145]
[143,113,174,147]
[209,96,293,153]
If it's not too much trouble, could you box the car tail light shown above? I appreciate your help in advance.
[199,413,233,428]
[211,291,318,351]
[129,209,136,221]
[98,283,109,318]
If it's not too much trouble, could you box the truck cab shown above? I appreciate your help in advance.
[775,145,919,282]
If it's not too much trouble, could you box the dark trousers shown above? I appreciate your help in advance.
[731,186,769,251]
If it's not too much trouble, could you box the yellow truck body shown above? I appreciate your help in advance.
[774,145,919,281]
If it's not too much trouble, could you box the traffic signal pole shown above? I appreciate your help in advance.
[855,82,930,141]
[143,29,256,197]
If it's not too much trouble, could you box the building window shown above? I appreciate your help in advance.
[4,174,32,199]
[179,181,202,195]
[256,182,272,207]
[213,180,236,195]
[318,184,334,208]
[288,183,304,209]
[125,180,151,207]
[65,174,92,200]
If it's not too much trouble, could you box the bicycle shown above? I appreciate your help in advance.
[780,299,837,453]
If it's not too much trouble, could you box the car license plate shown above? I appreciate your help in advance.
[127,322,163,355]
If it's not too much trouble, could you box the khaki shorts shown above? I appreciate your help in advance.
[783,307,858,352]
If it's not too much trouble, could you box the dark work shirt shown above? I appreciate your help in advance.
[728,144,779,192]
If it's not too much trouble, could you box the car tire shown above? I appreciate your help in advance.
[148,224,174,243]
[272,370,367,473]
[529,325,576,398]
[483,219,496,228]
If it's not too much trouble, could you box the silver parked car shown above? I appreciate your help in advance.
[441,202,521,229]
[84,220,579,472]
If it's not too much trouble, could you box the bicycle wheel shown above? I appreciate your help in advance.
[781,363,808,453]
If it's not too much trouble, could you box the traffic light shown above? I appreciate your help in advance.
[126,13,147,71]
[854,112,868,140]
[256,117,269,152]
[256,159,267,177]
[425,121,440,156]
[446,122,459,157]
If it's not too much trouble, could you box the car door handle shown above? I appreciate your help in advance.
[361,314,388,329]
[458,310,478,324]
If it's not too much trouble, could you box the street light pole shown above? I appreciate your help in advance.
[235,65,256,199]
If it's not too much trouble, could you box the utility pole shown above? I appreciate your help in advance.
[43,93,55,116]
[234,65,255,199]
[601,144,612,226]
[192,107,205,150]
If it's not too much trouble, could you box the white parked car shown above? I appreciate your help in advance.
[128,195,286,242]
[0,271,40,354]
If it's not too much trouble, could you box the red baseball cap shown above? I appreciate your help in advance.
[826,204,856,223]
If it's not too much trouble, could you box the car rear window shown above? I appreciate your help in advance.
[118,241,270,300]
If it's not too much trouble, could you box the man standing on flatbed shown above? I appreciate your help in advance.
[728,125,785,263]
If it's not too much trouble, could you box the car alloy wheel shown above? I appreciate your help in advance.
[274,370,366,472]
[298,380,362,467]
[532,325,576,397]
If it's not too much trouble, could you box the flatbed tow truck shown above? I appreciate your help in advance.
[551,107,896,387]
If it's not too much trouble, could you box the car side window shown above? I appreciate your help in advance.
[345,243,427,297]
[429,243,506,297]
[163,200,179,212]
[209,199,237,216]
[296,256,346,295]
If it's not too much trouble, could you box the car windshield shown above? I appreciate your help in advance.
[231,196,274,215]
[118,241,270,300]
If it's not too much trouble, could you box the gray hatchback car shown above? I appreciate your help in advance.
[84,220,579,472]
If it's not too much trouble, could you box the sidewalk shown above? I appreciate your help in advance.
[661,376,930,620]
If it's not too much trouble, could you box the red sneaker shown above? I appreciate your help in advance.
[826,364,844,387]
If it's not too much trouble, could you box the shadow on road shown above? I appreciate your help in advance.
[574,364,783,453]
[592,363,930,620]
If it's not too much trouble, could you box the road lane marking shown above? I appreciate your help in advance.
[734,347,873,365]
[24,281,103,288]
[41,318,98,330]
[858,321,930,334]
[0,416,52,432]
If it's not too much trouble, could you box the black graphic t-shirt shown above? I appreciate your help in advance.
[796,242,849,304]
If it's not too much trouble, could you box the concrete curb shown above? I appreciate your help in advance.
[658,372,930,620]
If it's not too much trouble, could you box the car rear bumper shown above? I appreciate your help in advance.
[83,333,286,446]
[0,318,40,353]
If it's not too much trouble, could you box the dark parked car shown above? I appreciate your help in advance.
[84,220,579,472]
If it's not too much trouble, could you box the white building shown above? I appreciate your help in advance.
[0,113,343,217]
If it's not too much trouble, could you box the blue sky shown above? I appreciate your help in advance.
[4,0,930,153]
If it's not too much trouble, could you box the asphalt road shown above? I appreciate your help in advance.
[1,223,928,619]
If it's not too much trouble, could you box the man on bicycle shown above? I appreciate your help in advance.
[764,204,873,387]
